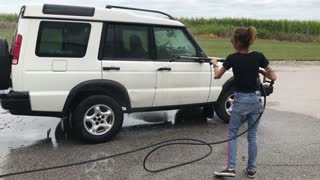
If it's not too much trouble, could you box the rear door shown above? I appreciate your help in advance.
[153,27,211,107]
[23,20,102,112]
[100,23,157,108]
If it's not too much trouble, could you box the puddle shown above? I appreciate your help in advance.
[0,110,60,159]
[0,107,212,162]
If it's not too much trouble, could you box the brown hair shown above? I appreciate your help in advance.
[231,26,257,50]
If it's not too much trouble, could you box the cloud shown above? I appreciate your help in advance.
[0,0,319,20]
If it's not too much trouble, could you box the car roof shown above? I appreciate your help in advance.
[22,4,185,27]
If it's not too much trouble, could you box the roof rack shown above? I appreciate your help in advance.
[106,5,176,20]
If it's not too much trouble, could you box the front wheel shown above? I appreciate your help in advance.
[72,95,123,143]
[215,88,235,123]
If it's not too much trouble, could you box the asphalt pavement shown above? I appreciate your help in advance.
[0,61,320,180]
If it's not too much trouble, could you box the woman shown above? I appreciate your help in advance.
[212,27,277,178]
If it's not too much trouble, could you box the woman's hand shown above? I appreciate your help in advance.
[211,58,218,66]
[211,58,226,79]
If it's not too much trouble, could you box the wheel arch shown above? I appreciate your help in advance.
[62,79,131,115]
[214,77,235,123]
[217,76,234,102]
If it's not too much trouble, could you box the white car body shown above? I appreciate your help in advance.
[4,4,232,115]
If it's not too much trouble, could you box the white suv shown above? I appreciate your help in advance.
[0,4,242,143]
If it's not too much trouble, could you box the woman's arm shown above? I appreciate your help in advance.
[259,65,277,81]
[211,58,227,79]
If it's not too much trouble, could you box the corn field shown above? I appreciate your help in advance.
[180,18,320,42]
[0,14,17,22]
[0,14,319,42]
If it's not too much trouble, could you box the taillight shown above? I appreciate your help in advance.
[12,34,23,65]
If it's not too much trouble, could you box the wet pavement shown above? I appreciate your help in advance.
[0,61,320,180]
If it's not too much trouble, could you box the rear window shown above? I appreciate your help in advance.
[36,21,91,57]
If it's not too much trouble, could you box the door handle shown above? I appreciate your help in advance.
[103,67,120,71]
[157,67,171,71]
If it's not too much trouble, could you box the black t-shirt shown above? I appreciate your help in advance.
[223,51,269,93]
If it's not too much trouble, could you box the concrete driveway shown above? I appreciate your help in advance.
[0,61,320,180]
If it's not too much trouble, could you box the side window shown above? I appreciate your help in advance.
[36,21,91,57]
[101,24,151,60]
[154,27,197,60]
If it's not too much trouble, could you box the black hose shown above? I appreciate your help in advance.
[0,84,267,178]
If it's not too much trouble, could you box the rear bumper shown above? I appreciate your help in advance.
[0,91,32,115]
[1,91,62,117]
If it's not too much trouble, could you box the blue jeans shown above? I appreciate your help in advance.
[227,91,263,171]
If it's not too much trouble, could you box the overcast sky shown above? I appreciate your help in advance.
[0,0,319,20]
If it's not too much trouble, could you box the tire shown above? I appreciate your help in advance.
[0,37,11,90]
[202,104,215,119]
[55,121,66,142]
[175,107,207,124]
[72,95,124,143]
[215,87,235,123]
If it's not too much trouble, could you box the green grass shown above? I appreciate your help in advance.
[196,38,320,61]
[0,14,16,43]
[0,29,14,41]
[1,28,319,61]
[0,14,17,22]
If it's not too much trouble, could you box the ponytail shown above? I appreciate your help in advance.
[232,26,257,50]
[247,26,257,46]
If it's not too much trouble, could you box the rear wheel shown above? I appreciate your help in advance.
[0,38,11,90]
[215,88,235,123]
[72,95,123,143]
